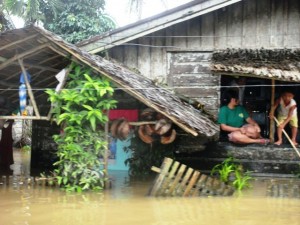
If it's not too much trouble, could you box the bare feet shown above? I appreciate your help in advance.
[259,138,270,145]
[274,141,282,146]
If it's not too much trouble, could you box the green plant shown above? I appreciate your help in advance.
[210,157,236,183]
[211,157,253,191]
[46,62,117,192]
[233,170,253,190]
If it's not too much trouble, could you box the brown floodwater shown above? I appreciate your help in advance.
[1,172,300,225]
[0,150,299,225]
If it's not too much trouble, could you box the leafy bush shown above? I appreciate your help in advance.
[46,62,117,192]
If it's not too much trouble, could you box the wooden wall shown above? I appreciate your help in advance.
[108,0,300,114]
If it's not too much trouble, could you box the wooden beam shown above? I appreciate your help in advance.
[0,43,49,71]
[0,34,38,51]
[18,59,41,118]
[0,59,60,73]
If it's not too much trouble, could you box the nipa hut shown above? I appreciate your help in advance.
[0,25,217,174]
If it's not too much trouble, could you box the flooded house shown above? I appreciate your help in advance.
[0,26,217,176]
[78,0,300,176]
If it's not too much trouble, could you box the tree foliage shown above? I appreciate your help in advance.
[2,0,116,43]
[44,0,116,43]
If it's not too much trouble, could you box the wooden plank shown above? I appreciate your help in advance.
[256,0,271,47]
[227,3,243,48]
[124,42,138,71]
[173,22,187,49]
[187,17,201,49]
[201,12,215,48]
[169,52,212,63]
[214,5,227,49]
[183,170,200,197]
[172,74,219,86]
[270,0,285,47]
[159,161,180,196]
[150,30,165,81]
[285,0,300,47]
[242,0,256,48]
[192,174,207,197]
[177,167,194,196]
[137,37,151,79]
[174,87,218,98]
[169,63,211,74]
[151,166,161,173]
[148,157,173,196]
[167,164,187,196]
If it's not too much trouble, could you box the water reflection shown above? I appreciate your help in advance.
[0,171,299,225]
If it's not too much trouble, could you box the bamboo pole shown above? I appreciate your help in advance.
[269,79,275,142]
[273,117,300,158]
[18,59,41,118]
[104,111,110,188]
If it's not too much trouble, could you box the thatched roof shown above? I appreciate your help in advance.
[211,48,300,82]
[0,26,218,137]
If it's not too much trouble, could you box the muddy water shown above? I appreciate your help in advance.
[0,150,299,225]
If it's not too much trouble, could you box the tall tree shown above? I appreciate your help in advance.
[2,0,62,25]
[45,0,115,44]
[2,0,115,44]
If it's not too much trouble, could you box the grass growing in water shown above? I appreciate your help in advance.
[211,157,253,190]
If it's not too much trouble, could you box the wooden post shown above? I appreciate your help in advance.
[18,59,41,118]
[269,79,275,142]
[104,112,110,188]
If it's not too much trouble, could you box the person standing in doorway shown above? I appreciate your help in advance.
[269,91,298,146]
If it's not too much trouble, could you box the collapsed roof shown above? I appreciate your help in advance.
[0,26,219,137]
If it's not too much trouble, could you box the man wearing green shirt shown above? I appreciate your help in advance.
[218,90,269,144]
